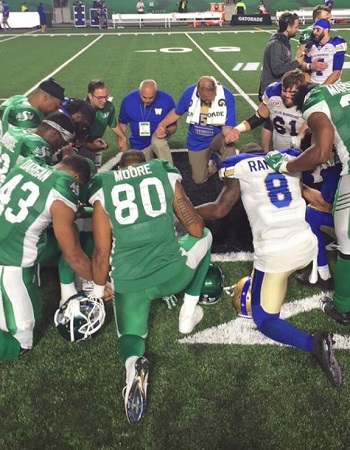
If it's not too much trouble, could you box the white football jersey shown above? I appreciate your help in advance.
[220,151,317,272]
[263,82,305,150]
[305,36,347,84]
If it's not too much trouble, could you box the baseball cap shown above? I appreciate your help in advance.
[39,78,65,101]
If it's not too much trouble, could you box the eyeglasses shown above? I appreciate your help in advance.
[92,94,109,101]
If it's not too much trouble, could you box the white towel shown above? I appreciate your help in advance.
[186,81,227,126]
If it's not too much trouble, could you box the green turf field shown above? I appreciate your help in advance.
[1,26,350,450]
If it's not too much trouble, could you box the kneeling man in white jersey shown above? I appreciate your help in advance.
[196,143,342,388]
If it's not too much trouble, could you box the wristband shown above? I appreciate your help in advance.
[279,161,289,173]
[306,63,311,71]
[234,122,246,133]
[93,283,105,298]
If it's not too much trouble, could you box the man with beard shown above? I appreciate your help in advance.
[264,81,350,327]
[303,19,346,85]
[296,4,331,60]
[258,12,309,151]
[234,69,308,151]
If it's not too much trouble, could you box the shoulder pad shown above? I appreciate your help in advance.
[265,82,282,99]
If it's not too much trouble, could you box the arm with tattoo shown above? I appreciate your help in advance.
[172,181,204,237]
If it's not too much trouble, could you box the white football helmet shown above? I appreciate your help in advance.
[54,293,106,342]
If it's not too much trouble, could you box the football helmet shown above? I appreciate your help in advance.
[54,293,106,342]
[232,276,252,318]
[199,263,225,305]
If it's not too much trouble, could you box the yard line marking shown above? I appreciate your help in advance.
[179,291,350,349]
[232,62,244,71]
[212,252,253,261]
[185,32,258,111]
[243,62,260,71]
[23,34,104,96]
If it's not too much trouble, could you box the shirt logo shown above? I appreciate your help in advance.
[16,111,35,121]
[32,145,50,158]
[70,182,80,196]
[154,108,163,115]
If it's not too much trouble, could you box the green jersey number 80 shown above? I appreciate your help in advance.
[112,177,167,224]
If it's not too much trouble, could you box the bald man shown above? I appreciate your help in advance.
[117,79,177,163]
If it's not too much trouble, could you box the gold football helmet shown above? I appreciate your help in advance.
[232,276,252,318]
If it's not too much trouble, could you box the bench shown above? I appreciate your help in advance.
[111,12,224,28]
[275,8,350,25]
[112,13,171,28]
[170,12,223,27]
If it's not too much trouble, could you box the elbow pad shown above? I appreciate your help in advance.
[246,112,266,130]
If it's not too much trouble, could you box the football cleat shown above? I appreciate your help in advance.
[179,304,204,334]
[295,272,334,291]
[231,276,252,318]
[311,332,342,388]
[123,357,149,424]
[320,296,350,325]
[54,293,106,342]
[199,263,225,305]
[162,295,178,310]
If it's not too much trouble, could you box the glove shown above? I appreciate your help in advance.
[264,150,289,173]
[162,295,178,310]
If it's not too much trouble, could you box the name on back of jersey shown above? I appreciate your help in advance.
[114,163,152,182]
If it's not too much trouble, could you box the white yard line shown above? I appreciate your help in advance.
[23,34,104,96]
[185,32,258,111]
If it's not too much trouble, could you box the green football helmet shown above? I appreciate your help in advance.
[54,293,106,342]
[199,263,225,305]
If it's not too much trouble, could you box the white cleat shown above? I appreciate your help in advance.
[179,304,204,334]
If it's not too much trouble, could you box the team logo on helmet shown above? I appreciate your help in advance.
[199,263,225,305]
[54,293,106,342]
[231,276,252,318]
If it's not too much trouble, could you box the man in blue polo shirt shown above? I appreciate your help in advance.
[156,76,238,184]
[117,79,177,163]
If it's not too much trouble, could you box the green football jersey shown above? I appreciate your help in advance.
[0,157,80,267]
[299,26,313,45]
[88,158,185,293]
[88,101,117,139]
[0,128,52,186]
[0,95,43,138]
[302,82,350,175]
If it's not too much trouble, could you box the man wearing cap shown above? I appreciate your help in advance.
[304,19,346,84]
[0,78,65,138]
[0,110,75,187]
